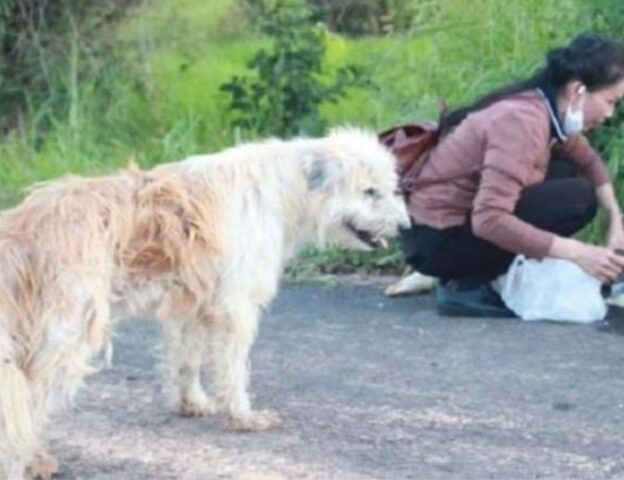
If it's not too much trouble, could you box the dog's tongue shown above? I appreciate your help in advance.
[377,237,389,249]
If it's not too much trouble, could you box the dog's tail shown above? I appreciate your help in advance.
[0,355,37,455]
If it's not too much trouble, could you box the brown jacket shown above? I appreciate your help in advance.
[407,89,610,259]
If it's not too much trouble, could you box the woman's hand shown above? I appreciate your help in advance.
[572,242,624,282]
[549,237,624,282]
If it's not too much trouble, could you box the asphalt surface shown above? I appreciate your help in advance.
[49,279,624,479]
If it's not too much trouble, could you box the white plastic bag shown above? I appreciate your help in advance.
[495,255,607,323]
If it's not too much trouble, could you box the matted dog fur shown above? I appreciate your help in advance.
[0,127,409,479]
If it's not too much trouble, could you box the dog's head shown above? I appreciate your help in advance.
[303,127,411,251]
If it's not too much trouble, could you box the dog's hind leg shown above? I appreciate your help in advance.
[19,272,111,480]
[163,315,216,417]
[0,356,45,480]
[210,302,281,431]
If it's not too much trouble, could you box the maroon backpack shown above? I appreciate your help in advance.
[378,104,446,194]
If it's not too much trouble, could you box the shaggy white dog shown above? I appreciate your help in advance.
[0,127,409,479]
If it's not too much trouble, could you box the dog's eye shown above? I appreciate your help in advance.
[363,187,380,199]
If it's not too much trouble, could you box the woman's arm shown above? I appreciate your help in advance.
[549,235,624,282]
[597,182,621,218]
[596,182,624,249]
[552,137,624,272]
[471,110,557,259]
[551,134,610,186]
[546,183,624,282]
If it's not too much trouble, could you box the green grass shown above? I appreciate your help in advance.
[1,0,621,274]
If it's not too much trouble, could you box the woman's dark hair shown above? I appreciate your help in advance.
[438,33,624,136]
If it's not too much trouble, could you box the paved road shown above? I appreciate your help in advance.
[50,279,624,479]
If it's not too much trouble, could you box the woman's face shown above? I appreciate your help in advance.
[582,78,624,130]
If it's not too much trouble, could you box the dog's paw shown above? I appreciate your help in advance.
[229,409,282,432]
[177,397,218,417]
[26,451,58,480]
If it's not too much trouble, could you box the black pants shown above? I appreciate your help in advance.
[399,159,598,283]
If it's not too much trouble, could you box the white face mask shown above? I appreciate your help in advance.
[563,85,586,136]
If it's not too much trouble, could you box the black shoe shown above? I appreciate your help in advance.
[436,280,516,318]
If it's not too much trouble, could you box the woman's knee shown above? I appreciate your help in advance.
[518,177,598,235]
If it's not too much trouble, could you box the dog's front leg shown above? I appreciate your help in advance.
[211,303,281,431]
[25,449,59,480]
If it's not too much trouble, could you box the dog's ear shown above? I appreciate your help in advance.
[304,153,343,190]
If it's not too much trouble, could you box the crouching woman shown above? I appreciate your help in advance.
[399,33,624,317]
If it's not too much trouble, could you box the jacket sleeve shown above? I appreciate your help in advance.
[551,134,610,186]
[471,110,556,259]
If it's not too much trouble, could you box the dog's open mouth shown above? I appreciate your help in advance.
[345,221,388,249]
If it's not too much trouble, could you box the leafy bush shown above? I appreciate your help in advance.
[220,0,369,137]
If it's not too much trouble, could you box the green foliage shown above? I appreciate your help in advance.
[305,0,436,36]
[580,0,624,222]
[0,0,143,204]
[308,0,390,36]
[220,0,369,137]
[4,0,624,274]
[0,0,135,133]
[287,240,408,280]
